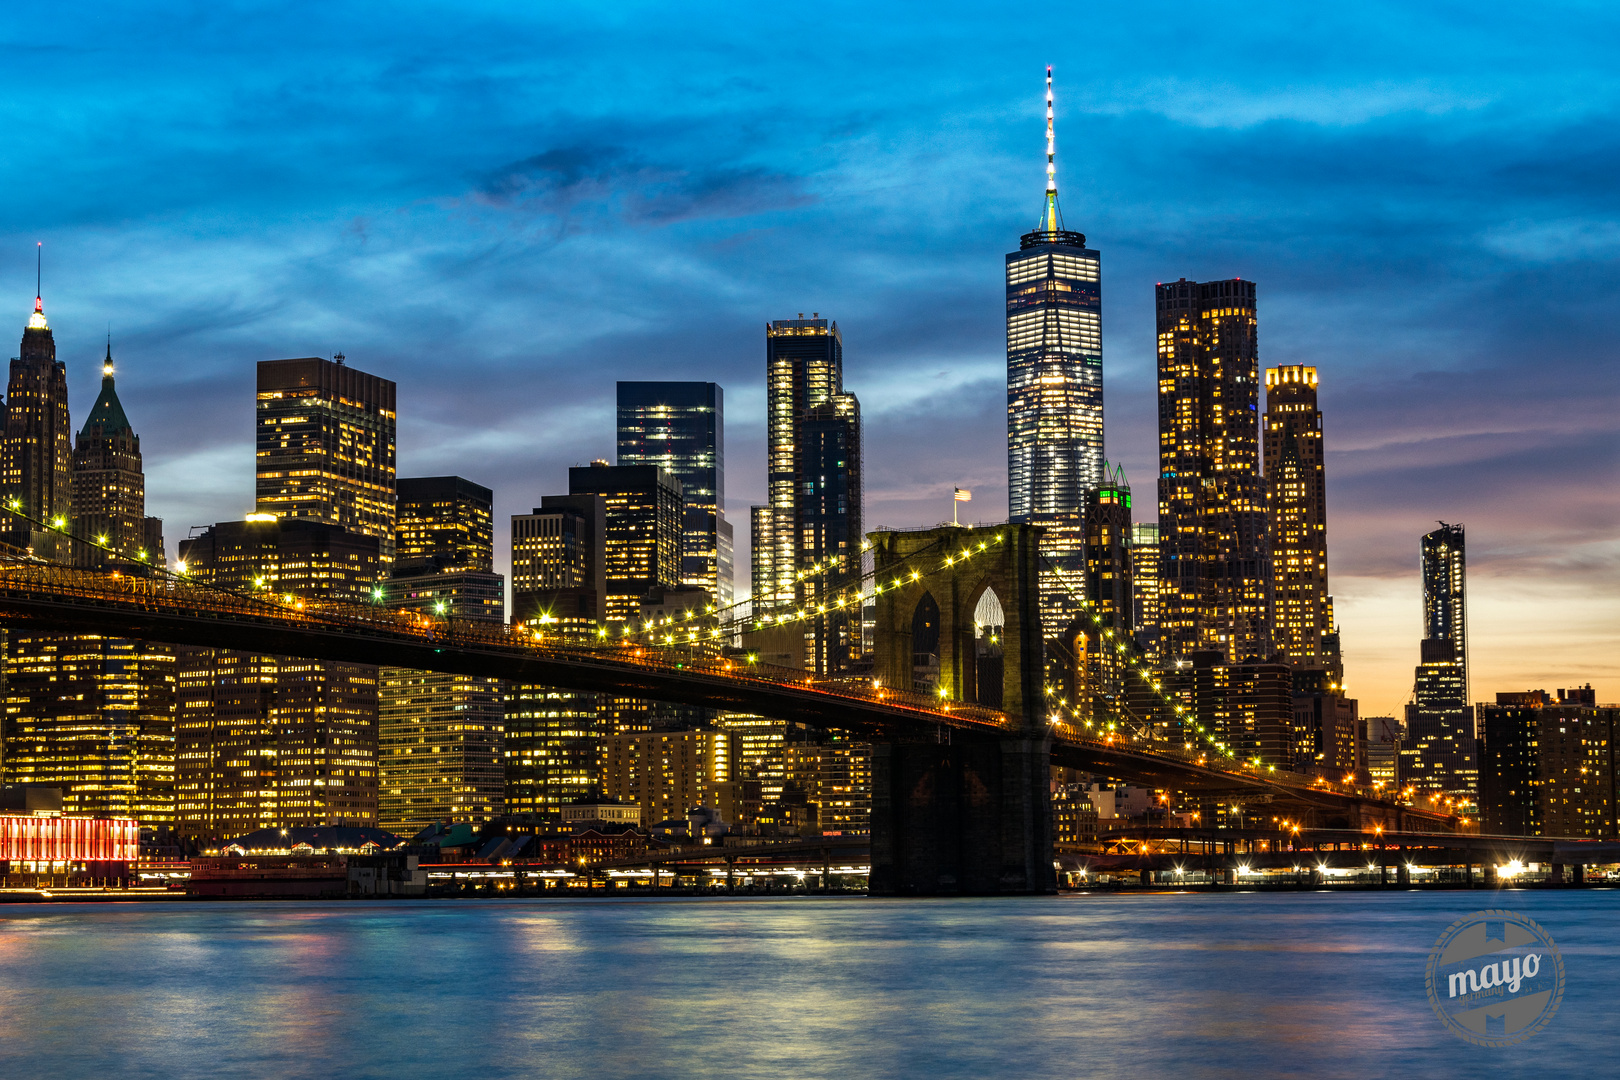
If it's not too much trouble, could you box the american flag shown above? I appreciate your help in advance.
[953,488,972,502]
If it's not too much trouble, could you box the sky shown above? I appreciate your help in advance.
[1,1,1615,716]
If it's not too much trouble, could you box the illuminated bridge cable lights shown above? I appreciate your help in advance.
[1037,551,1241,766]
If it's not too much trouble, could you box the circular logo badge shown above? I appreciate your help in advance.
[1426,909,1565,1047]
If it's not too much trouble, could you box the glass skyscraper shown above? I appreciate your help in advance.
[752,316,863,673]
[1006,68,1102,636]
[616,382,732,608]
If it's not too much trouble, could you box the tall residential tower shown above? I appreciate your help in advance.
[1006,67,1102,635]
[1155,277,1268,663]
[1263,365,1333,672]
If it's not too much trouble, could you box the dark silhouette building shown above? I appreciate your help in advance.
[1155,276,1268,664]
[1479,695,1617,838]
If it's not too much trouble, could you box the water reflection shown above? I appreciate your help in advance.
[0,892,1613,1079]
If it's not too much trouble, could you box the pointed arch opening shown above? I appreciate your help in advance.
[911,591,940,693]
[972,587,1006,708]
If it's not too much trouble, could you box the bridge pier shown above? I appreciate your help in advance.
[867,525,1054,896]
[869,733,1054,895]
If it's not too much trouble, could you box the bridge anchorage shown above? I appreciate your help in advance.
[868,523,1055,896]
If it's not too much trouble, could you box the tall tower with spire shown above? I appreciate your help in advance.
[3,273,74,561]
[1006,66,1103,637]
[72,342,166,569]
[3,299,177,830]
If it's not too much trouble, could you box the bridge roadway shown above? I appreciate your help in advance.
[0,560,1447,823]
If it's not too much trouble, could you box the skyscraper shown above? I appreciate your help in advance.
[1404,523,1473,797]
[506,494,608,816]
[378,476,504,834]
[1007,67,1103,635]
[72,344,165,570]
[1264,365,1333,670]
[755,316,862,613]
[176,518,382,837]
[394,475,494,575]
[569,462,683,624]
[2,322,175,828]
[1421,522,1468,700]
[511,494,607,630]
[1156,276,1268,663]
[3,294,72,560]
[1076,466,1133,715]
[255,356,397,567]
[1129,523,1161,663]
[798,393,863,674]
[617,382,732,608]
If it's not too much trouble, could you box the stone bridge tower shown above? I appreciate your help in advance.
[867,523,1055,895]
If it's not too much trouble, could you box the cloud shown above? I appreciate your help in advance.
[471,145,816,228]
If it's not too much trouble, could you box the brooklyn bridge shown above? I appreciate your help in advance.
[0,519,1453,894]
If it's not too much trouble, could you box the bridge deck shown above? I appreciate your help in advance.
[0,560,1449,825]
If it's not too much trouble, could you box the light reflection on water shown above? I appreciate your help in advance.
[0,891,1614,1079]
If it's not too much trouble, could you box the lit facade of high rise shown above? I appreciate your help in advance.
[3,635,176,824]
[1404,523,1473,797]
[569,463,682,625]
[394,475,494,574]
[1264,365,1332,669]
[754,316,861,617]
[1156,276,1269,663]
[1007,68,1102,636]
[255,356,397,567]
[176,517,382,837]
[71,346,165,570]
[3,295,73,560]
[798,394,862,674]
[2,325,176,828]
[1421,522,1468,701]
[506,494,608,816]
[1076,467,1133,716]
[617,382,733,608]
[1129,523,1160,663]
[378,475,504,834]
[510,494,606,629]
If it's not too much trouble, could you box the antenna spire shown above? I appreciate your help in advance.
[27,242,48,330]
[1042,66,1060,233]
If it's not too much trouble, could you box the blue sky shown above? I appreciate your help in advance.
[2,1,1616,711]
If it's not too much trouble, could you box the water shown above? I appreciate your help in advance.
[0,891,1614,1079]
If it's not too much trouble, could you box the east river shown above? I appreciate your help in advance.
[0,891,1614,1079]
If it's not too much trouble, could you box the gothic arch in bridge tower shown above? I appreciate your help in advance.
[870,524,1044,729]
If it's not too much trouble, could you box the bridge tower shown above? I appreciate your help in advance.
[868,523,1055,895]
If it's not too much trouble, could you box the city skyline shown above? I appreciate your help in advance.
[0,7,1614,719]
